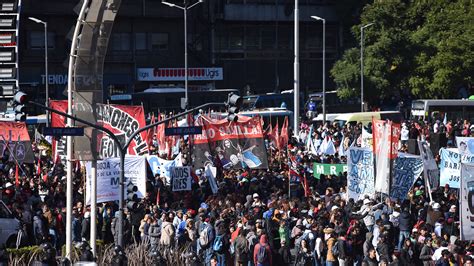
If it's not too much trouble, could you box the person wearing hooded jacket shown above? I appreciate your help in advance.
[253,234,272,266]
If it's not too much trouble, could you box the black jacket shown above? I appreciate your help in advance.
[398,211,412,231]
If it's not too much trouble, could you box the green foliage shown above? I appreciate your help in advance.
[331,0,474,103]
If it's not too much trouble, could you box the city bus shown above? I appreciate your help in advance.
[307,91,360,114]
[410,99,474,123]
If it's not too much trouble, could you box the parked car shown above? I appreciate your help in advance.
[0,200,20,248]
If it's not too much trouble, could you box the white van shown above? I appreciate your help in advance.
[0,200,20,248]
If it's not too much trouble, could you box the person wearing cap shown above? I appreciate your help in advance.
[251,193,264,208]
[427,202,443,227]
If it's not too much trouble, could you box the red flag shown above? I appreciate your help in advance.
[36,158,41,176]
[15,164,19,187]
[279,117,288,150]
[146,114,156,150]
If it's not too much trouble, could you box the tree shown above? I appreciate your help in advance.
[330,0,474,105]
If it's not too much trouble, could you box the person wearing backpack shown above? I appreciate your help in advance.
[198,219,216,265]
[234,228,249,266]
[253,234,272,266]
[213,220,229,266]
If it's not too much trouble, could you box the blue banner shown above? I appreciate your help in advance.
[390,156,423,199]
[347,147,374,200]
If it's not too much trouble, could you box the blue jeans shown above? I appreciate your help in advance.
[326,261,337,266]
[398,230,410,250]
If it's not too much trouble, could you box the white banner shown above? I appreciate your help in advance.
[460,163,474,240]
[347,147,375,200]
[418,140,440,190]
[205,165,218,194]
[85,156,146,205]
[375,123,391,195]
[146,154,183,185]
[171,166,192,191]
[438,148,474,188]
[137,67,223,81]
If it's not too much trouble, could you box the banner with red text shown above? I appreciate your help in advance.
[192,116,268,169]
[93,104,148,159]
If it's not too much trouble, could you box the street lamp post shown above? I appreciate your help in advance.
[162,0,203,109]
[294,0,300,137]
[311,16,326,124]
[28,17,49,126]
[360,23,374,112]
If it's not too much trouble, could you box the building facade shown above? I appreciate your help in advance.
[19,0,344,109]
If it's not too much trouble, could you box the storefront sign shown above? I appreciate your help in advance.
[137,67,223,81]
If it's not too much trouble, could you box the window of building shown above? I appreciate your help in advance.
[245,27,260,50]
[135,33,147,50]
[151,33,168,50]
[260,27,274,49]
[229,27,244,50]
[29,31,55,50]
[112,33,131,51]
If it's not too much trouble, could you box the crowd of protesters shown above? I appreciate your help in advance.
[1,115,474,265]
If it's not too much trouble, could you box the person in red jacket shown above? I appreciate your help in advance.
[253,234,272,266]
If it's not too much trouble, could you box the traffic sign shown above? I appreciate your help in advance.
[165,126,202,136]
[43,127,84,136]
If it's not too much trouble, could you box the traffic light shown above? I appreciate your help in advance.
[226,92,242,122]
[126,183,138,210]
[12,91,27,121]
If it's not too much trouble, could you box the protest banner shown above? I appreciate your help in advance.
[390,155,423,200]
[146,154,183,185]
[85,156,146,205]
[171,166,192,192]
[439,148,474,188]
[418,140,440,193]
[460,163,474,240]
[347,147,375,200]
[313,163,348,179]
[373,120,391,195]
[74,104,148,160]
[193,115,268,169]
[0,121,35,164]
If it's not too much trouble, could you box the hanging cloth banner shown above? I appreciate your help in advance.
[390,155,423,200]
[193,115,268,170]
[347,147,375,200]
[438,148,474,188]
[85,156,147,205]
